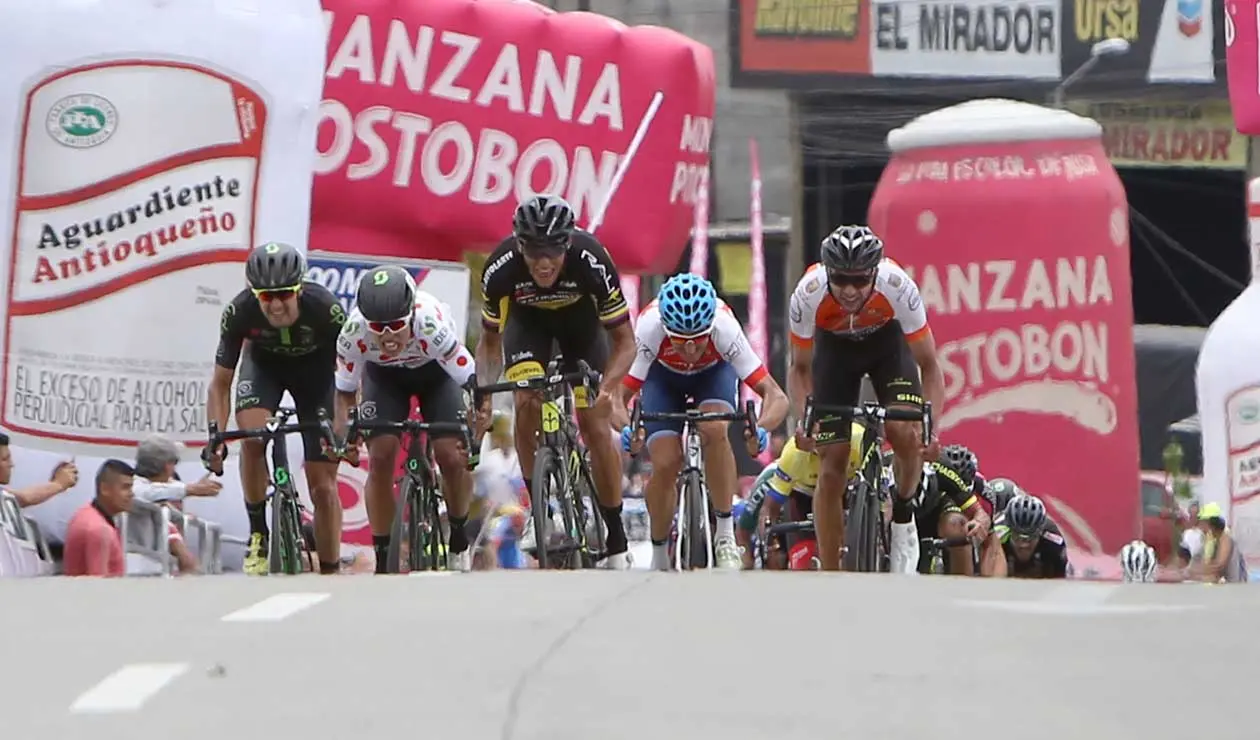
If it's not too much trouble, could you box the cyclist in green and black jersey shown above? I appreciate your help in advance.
[204,242,346,575]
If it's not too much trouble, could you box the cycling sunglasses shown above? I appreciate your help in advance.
[367,317,410,333]
[1010,530,1040,544]
[252,285,301,302]
[516,237,568,258]
[664,327,712,350]
[827,270,876,288]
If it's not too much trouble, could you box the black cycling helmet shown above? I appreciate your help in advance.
[245,242,306,290]
[513,194,576,248]
[820,225,884,273]
[1004,494,1047,535]
[355,265,417,322]
[938,444,978,487]
[985,477,1025,514]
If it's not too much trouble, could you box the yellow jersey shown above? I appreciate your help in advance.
[768,422,869,497]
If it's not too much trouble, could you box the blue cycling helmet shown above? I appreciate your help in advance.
[658,273,717,336]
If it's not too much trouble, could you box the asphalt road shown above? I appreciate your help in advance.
[1,573,1255,739]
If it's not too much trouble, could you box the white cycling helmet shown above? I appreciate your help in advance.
[1120,540,1158,583]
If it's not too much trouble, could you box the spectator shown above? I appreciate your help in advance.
[134,434,220,575]
[63,460,135,577]
[0,432,78,507]
[1192,503,1247,583]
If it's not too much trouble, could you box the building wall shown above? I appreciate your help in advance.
[548,0,794,223]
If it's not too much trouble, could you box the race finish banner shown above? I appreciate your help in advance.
[304,252,471,338]
[315,0,716,273]
[733,0,1225,89]
[1070,99,1245,169]
[0,0,325,457]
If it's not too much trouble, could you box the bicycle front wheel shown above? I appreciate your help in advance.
[571,447,604,568]
[842,480,869,572]
[386,477,416,574]
[530,446,561,569]
[684,470,708,570]
[269,491,304,575]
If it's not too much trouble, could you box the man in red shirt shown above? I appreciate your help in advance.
[63,460,135,577]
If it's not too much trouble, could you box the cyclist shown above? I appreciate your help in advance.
[913,444,991,575]
[787,225,945,573]
[474,195,635,569]
[1120,540,1158,583]
[204,242,346,576]
[333,266,477,573]
[737,421,872,569]
[617,273,788,571]
[982,477,1025,517]
[984,495,1069,579]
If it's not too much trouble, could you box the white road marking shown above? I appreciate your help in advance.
[408,570,455,577]
[220,592,330,622]
[956,583,1203,615]
[70,663,189,714]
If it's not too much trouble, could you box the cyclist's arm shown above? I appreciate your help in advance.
[620,317,661,405]
[787,269,821,420]
[1046,544,1069,579]
[979,532,1007,577]
[907,332,944,419]
[426,308,476,387]
[602,320,635,394]
[719,310,788,431]
[208,301,245,435]
[333,329,366,438]
[576,237,634,392]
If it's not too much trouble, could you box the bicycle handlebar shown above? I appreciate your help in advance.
[474,358,602,399]
[629,399,758,440]
[801,396,933,444]
[920,535,972,550]
[344,406,475,461]
[765,519,815,538]
[208,407,335,447]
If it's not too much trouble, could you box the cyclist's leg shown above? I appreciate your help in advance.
[811,331,864,572]
[233,350,283,574]
[501,308,553,506]
[692,362,741,568]
[287,362,342,574]
[558,312,629,564]
[913,503,939,574]
[640,364,686,571]
[868,324,926,574]
[412,363,473,568]
[360,363,410,573]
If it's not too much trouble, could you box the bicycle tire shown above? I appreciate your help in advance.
[842,480,868,572]
[386,476,415,574]
[861,485,881,571]
[571,447,604,567]
[530,446,561,569]
[423,488,447,571]
[684,470,708,569]
[269,491,303,575]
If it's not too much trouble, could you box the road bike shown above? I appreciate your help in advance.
[345,407,474,573]
[921,535,974,574]
[800,396,933,573]
[629,399,756,570]
[208,407,337,575]
[475,356,605,569]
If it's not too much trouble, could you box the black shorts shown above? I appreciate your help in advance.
[501,301,607,409]
[812,322,922,445]
[234,349,335,463]
[360,362,466,439]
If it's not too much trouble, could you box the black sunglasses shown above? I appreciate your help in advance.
[828,271,875,288]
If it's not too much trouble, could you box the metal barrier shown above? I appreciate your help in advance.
[117,499,226,575]
[0,492,53,576]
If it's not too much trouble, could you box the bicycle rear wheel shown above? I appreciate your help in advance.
[530,446,561,569]
[683,470,708,569]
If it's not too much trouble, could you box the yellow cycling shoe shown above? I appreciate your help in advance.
[243,533,269,575]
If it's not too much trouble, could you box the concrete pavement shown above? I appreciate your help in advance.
[2,573,1256,739]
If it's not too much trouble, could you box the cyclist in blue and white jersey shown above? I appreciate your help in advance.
[614,273,789,571]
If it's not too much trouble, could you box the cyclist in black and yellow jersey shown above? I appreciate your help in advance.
[912,444,991,575]
[473,195,635,569]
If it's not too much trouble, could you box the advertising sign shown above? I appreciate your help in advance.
[1063,0,1217,84]
[871,0,1061,80]
[1225,0,1260,134]
[735,0,870,77]
[868,101,1140,553]
[0,0,325,456]
[304,252,472,337]
[1071,99,1245,169]
[314,0,716,274]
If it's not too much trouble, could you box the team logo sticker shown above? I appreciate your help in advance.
[47,94,119,149]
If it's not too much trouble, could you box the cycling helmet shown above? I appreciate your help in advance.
[1004,494,1047,535]
[658,273,718,336]
[355,265,417,322]
[245,242,306,290]
[1120,539,1158,583]
[938,444,978,487]
[985,477,1025,515]
[820,225,884,273]
[513,194,576,247]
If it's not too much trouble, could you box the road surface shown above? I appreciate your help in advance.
[1,573,1254,739]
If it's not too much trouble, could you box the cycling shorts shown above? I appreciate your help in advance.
[639,361,738,440]
[811,321,922,445]
[234,348,336,462]
[501,302,608,409]
[360,362,466,439]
